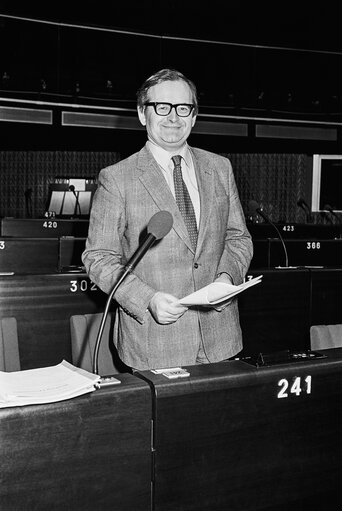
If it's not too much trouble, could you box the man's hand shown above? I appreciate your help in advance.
[215,272,233,285]
[214,272,233,311]
[148,292,188,324]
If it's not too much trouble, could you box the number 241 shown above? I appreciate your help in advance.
[277,375,312,398]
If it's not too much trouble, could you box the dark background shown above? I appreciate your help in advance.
[1,3,342,126]
[1,2,339,50]
[0,3,341,220]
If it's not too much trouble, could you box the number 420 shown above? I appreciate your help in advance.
[277,375,312,399]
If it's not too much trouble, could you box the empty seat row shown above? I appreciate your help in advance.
[1,315,342,373]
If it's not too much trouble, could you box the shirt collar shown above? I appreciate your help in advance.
[146,140,191,171]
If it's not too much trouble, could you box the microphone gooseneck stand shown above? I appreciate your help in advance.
[269,224,289,267]
[24,188,33,218]
[92,210,173,375]
[92,268,131,375]
[264,216,289,268]
[297,198,312,223]
[324,204,342,239]
[249,200,290,268]
[69,185,82,216]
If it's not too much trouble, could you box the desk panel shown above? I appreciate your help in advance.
[0,274,108,369]
[0,238,59,273]
[239,269,311,356]
[268,238,342,268]
[138,349,342,511]
[0,374,152,511]
[310,267,342,325]
[1,217,89,238]
[248,223,340,240]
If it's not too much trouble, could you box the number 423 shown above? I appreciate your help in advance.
[277,375,312,399]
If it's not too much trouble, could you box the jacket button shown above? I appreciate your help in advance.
[194,263,199,269]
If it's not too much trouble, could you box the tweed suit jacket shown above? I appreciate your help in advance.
[82,144,253,370]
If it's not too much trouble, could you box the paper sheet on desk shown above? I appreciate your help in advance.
[179,275,263,306]
[0,360,101,408]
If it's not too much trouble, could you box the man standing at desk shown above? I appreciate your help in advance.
[82,68,253,370]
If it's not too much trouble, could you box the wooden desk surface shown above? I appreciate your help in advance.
[2,349,342,511]
[0,373,152,511]
[138,349,342,510]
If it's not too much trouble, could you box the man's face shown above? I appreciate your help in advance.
[138,80,197,152]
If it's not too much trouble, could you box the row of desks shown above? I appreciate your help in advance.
[1,236,342,272]
[0,268,341,370]
[1,350,342,510]
[1,218,342,273]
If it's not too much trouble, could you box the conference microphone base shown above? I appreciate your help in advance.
[241,349,326,368]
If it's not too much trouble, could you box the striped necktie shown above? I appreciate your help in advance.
[172,155,198,250]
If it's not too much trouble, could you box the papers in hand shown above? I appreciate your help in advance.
[180,275,263,307]
[0,360,102,408]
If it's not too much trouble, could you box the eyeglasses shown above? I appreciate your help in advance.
[144,102,195,117]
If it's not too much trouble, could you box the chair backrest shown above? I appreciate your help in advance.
[310,324,342,351]
[70,312,120,375]
[0,317,21,371]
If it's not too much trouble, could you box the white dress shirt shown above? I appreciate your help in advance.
[146,141,201,226]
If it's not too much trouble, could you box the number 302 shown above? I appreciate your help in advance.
[277,375,312,399]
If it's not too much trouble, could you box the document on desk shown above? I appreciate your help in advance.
[0,360,101,408]
[180,275,263,307]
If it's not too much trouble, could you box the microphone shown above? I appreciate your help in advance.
[249,200,289,268]
[324,204,342,239]
[92,210,173,375]
[324,204,341,224]
[297,197,310,211]
[24,188,33,218]
[297,197,312,223]
[249,200,270,224]
[124,210,173,273]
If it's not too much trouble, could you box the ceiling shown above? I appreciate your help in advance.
[1,2,342,152]
[0,2,341,53]
[1,1,342,133]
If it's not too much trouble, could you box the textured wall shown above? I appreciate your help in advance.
[0,150,311,223]
[227,153,309,223]
[0,151,120,218]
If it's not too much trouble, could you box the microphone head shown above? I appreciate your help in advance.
[248,200,260,215]
[147,211,173,240]
[324,204,334,213]
[297,197,309,209]
[69,185,75,192]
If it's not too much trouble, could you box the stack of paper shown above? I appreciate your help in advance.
[180,275,263,306]
[0,360,101,408]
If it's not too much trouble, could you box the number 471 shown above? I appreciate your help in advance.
[277,375,312,399]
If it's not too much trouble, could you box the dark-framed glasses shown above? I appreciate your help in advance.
[144,102,195,117]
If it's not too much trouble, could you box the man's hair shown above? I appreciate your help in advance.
[136,68,198,115]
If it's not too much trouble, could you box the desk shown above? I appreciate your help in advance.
[0,218,90,238]
[310,268,342,325]
[138,349,342,511]
[0,374,151,511]
[239,268,311,356]
[2,351,342,510]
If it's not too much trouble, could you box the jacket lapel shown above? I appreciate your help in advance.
[137,147,194,251]
[191,148,215,252]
